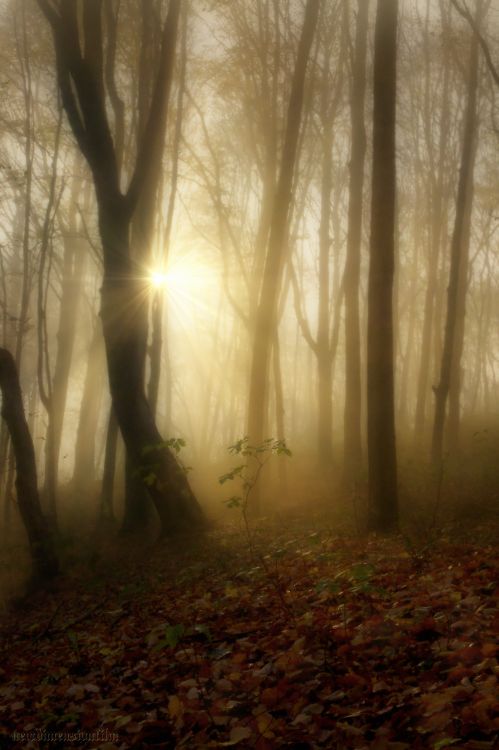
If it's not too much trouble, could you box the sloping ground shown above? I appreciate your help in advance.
[0,518,498,749]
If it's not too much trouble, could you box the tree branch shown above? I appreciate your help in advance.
[450,0,499,86]
[126,0,182,214]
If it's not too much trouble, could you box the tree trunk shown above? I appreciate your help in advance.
[414,7,451,446]
[99,202,204,534]
[343,0,368,488]
[0,348,58,584]
[100,408,118,522]
[447,160,476,457]
[273,330,288,498]
[247,0,319,513]
[44,235,85,518]
[317,125,333,469]
[72,323,105,495]
[367,0,399,533]
[38,0,204,536]
[148,2,188,416]
[431,12,480,472]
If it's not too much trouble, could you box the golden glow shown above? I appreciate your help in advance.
[150,270,168,289]
[148,256,217,308]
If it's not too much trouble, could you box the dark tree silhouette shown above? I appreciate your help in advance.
[343,0,368,488]
[367,0,399,532]
[37,0,204,535]
[0,348,58,584]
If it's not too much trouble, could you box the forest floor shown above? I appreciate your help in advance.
[0,511,498,749]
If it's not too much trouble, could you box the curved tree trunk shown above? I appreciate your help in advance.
[0,348,58,584]
[38,0,204,536]
[99,203,204,535]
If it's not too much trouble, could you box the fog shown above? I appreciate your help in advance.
[0,0,498,559]
[1,3,499,748]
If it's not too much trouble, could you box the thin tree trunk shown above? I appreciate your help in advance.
[44,235,85,518]
[343,0,368,487]
[447,154,476,457]
[367,0,399,532]
[317,125,333,469]
[247,0,319,513]
[148,2,188,415]
[273,331,288,498]
[431,12,480,471]
[100,408,118,521]
[414,5,451,445]
[15,4,34,373]
[72,323,105,495]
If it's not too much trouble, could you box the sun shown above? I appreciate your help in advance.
[150,270,168,289]
[147,254,219,324]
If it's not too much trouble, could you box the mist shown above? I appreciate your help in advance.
[0,1,498,747]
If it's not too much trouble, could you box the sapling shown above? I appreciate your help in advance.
[219,437,295,620]
[219,437,291,538]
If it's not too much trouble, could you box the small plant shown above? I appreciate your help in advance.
[219,436,291,519]
[153,623,185,652]
[219,438,295,621]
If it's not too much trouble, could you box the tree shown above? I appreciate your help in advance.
[431,0,482,471]
[343,0,368,487]
[367,0,399,532]
[0,348,58,584]
[72,319,105,504]
[247,0,320,511]
[413,0,454,445]
[450,0,499,86]
[37,0,204,535]
[38,160,87,524]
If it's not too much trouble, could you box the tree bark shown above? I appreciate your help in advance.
[44,234,85,518]
[316,124,334,469]
[72,323,105,495]
[431,10,480,472]
[100,408,118,521]
[247,0,319,513]
[414,1,452,445]
[367,0,399,533]
[343,0,368,488]
[0,348,58,583]
[38,0,204,536]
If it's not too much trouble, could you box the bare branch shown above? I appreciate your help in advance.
[126,0,182,214]
[450,0,499,86]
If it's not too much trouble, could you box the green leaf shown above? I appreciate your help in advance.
[433,739,462,750]
[164,624,185,648]
[224,496,242,509]
[349,563,375,582]
[219,465,245,484]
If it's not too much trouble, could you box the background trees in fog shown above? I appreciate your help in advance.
[0,0,498,550]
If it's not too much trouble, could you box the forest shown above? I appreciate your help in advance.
[0,0,498,748]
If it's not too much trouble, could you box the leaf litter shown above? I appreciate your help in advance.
[0,517,498,749]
